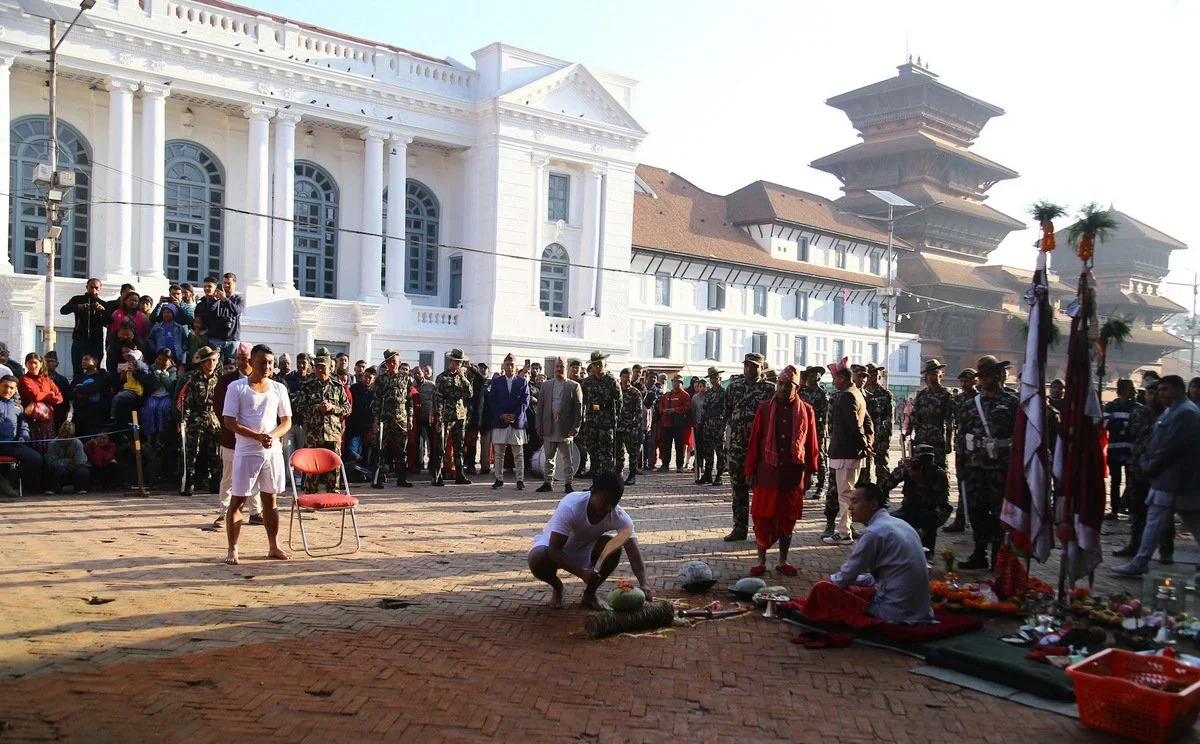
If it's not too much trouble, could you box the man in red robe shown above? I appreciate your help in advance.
[745,365,820,576]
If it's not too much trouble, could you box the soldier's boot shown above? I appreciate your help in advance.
[958,544,989,571]
[723,527,747,542]
[711,473,724,487]
[624,472,636,486]
[821,515,835,539]
[943,506,966,533]
[371,466,387,489]
[396,473,413,488]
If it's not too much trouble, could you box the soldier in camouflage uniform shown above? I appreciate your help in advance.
[1114,379,1174,561]
[798,366,828,501]
[433,349,474,486]
[723,353,776,541]
[297,355,350,493]
[180,346,221,497]
[907,359,957,471]
[370,348,414,489]
[864,363,894,484]
[956,355,1019,570]
[579,350,622,478]
[567,359,589,477]
[699,366,727,486]
[616,367,644,486]
[944,367,977,532]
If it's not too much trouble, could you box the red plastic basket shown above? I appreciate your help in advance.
[1067,648,1200,744]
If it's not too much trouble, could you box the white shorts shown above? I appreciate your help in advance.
[231,452,286,498]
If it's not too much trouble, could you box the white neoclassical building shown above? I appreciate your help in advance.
[629,166,921,387]
[0,0,645,376]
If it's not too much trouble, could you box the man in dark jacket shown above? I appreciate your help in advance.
[824,365,874,545]
[464,362,488,475]
[195,273,245,362]
[60,277,110,372]
[1113,375,1200,577]
[70,353,110,437]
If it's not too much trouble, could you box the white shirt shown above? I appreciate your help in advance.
[532,491,635,567]
[831,509,933,625]
[222,377,292,458]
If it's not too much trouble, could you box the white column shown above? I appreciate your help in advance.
[0,57,13,274]
[271,111,300,291]
[242,105,272,290]
[588,166,604,314]
[529,153,548,309]
[384,133,411,300]
[358,128,386,302]
[138,83,169,279]
[105,78,139,278]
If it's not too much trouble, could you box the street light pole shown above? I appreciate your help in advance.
[884,202,894,378]
[42,18,58,357]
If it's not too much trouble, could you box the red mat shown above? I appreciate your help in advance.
[874,610,983,643]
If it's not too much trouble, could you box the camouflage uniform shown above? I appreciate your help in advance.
[181,370,220,492]
[798,383,828,495]
[910,385,956,471]
[864,384,894,483]
[700,383,729,482]
[434,368,473,483]
[616,384,644,477]
[822,389,843,525]
[298,375,350,493]
[724,373,775,534]
[580,372,622,477]
[958,388,1019,548]
[371,368,414,486]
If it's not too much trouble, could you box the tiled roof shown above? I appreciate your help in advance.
[826,68,1005,118]
[195,0,445,63]
[1095,289,1186,315]
[897,184,1025,229]
[1052,210,1188,251]
[1123,327,1189,351]
[810,131,1018,180]
[724,182,904,247]
[899,252,1007,293]
[975,265,1076,296]
[632,166,885,288]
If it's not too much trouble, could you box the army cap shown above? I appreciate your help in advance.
[850,364,867,374]
[976,355,1011,375]
[706,366,723,378]
[921,359,947,375]
[957,368,978,381]
[193,345,219,363]
[915,444,935,458]
[447,349,468,362]
[743,353,765,367]
[383,348,400,362]
[588,350,609,364]
[313,356,331,368]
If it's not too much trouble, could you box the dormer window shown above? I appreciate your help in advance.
[548,173,570,222]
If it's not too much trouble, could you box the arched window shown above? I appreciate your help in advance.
[164,140,224,285]
[540,243,569,317]
[293,161,339,299]
[405,180,439,295]
[8,116,92,278]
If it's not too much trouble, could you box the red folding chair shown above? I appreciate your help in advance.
[287,448,361,557]
[0,456,21,497]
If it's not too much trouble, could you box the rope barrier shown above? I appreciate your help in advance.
[8,427,135,445]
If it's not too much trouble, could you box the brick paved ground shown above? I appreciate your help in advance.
[0,452,1193,742]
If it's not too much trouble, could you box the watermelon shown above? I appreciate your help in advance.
[607,585,646,612]
[732,577,767,597]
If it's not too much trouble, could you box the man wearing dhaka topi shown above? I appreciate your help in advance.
[527,471,652,610]
[744,365,820,576]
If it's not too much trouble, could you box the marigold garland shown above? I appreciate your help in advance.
[1040,220,1056,252]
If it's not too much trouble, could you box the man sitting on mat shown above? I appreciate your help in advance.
[802,482,933,626]
[744,365,819,576]
[528,471,652,610]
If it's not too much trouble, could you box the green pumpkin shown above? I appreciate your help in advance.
[732,577,767,596]
[607,585,646,612]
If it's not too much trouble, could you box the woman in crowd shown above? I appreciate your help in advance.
[108,290,151,341]
[18,352,63,453]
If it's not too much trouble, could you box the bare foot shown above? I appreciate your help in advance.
[580,592,604,611]
[549,584,565,609]
[267,547,291,561]
[224,549,239,566]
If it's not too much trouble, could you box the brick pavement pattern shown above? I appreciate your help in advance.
[0,451,1191,742]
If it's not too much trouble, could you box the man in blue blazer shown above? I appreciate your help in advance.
[488,354,531,490]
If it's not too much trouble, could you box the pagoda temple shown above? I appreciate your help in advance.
[811,59,1025,374]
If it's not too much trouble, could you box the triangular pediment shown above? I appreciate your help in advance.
[500,63,645,134]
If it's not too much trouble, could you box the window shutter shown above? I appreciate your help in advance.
[665,325,672,358]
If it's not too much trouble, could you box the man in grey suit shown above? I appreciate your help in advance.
[536,357,584,493]
[1113,375,1200,577]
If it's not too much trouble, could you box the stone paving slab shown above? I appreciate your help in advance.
[0,465,1189,742]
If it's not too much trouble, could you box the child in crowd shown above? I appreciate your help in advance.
[84,431,118,487]
[45,421,91,494]
[148,304,188,363]
[111,348,152,425]
[187,316,209,371]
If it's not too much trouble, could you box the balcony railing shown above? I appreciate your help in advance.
[414,309,461,327]
[547,318,578,335]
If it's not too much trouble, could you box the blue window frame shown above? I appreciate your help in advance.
[164,140,224,286]
[294,161,339,299]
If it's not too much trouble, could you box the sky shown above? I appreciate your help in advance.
[252,0,1200,307]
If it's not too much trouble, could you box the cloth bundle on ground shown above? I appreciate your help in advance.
[785,581,983,642]
[584,600,675,639]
